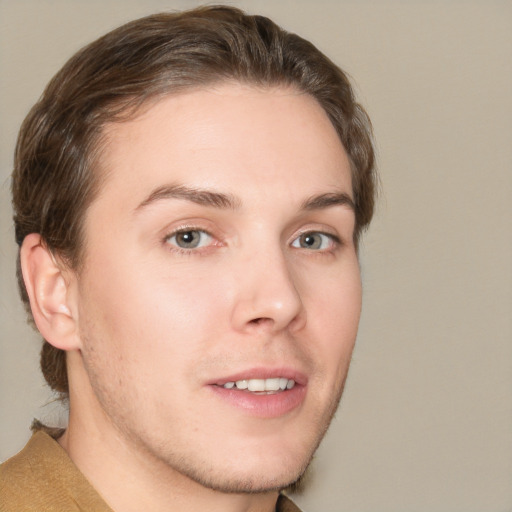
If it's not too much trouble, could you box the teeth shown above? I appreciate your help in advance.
[248,379,265,392]
[235,380,248,390]
[265,378,281,391]
[223,378,296,392]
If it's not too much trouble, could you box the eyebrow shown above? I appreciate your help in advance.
[134,184,242,212]
[134,184,354,214]
[301,192,355,212]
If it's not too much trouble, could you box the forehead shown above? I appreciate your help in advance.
[95,83,352,212]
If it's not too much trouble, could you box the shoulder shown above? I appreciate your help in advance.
[277,493,303,512]
[1,432,50,510]
[0,431,112,512]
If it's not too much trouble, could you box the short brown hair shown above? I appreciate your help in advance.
[12,5,376,396]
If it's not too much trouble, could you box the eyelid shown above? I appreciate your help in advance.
[162,222,221,253]
[290,229,342,251]
[167,229,212,248]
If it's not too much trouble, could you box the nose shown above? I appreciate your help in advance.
[230,248,306,335]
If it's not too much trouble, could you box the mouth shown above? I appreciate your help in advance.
[217,377,295,394]
[208,369,306,418]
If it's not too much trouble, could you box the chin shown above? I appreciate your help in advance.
[168,435,319,495]
[181,460,310,495]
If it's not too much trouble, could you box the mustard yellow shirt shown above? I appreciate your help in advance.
[0,432,301,512]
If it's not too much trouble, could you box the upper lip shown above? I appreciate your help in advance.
[208,367,308,387]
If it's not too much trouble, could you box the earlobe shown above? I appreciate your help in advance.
[20,233,81,351]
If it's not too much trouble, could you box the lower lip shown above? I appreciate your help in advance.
[208,384,306,418]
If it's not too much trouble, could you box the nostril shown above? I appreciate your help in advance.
[249,317,272,326]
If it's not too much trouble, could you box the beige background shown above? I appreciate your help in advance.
[1,1,511,511]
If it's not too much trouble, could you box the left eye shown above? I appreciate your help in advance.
[166,229,212,249]
[291,232,335,250]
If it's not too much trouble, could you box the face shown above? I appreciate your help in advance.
[74,83,361,493]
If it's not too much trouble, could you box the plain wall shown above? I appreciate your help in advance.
[1,1,511,511]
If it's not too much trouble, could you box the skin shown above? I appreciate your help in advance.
[23,83,362,512]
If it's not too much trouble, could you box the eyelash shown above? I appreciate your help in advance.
[163,227,342,255]
[164,226,217,254]
[291,231,342,252]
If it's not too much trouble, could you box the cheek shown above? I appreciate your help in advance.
[78,251,229,363]
[303,259,362,373]
[76,255,230,421]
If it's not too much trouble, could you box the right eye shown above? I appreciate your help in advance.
[165,229,213,250]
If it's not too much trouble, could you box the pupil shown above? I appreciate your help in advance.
[178,231,199,247]
[301,233,321,249]
[304,235,314,245]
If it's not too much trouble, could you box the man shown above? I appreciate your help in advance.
[0,5,376,512]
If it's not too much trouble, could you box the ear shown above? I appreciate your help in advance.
[20,233,81,351]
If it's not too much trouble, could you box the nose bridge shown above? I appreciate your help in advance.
[231,236,305,333]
